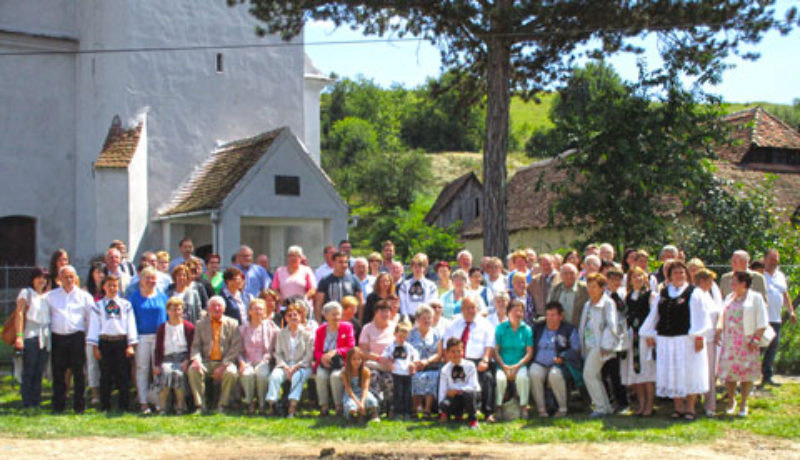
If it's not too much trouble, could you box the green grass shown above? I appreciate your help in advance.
[0,374,797,443]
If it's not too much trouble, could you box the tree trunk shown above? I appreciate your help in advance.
[482,36,511,258]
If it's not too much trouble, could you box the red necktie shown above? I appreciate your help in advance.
[460,321,472,357]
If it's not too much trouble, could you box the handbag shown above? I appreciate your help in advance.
[759,323,777,348]
[2,315,17,346]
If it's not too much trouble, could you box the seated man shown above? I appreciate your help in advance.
[528,301,581,417]
[188,296,242,413]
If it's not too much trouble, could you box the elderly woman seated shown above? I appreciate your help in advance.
[238,298,279,415]
[266,301,314,417]
[313,301,355,416]
[153,297,195,414]
[358,299,397,414]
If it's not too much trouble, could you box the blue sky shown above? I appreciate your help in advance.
[304,3,799,105]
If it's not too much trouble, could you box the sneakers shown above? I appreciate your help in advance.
[469,420,479,430]
[725,400,738,416]
[588,411,608,419]
[738,406,749,417]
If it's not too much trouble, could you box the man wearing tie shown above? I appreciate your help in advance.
[443,294,496,422]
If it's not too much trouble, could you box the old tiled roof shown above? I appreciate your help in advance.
[94,115,143,168]
[462,152,573,237]
[424,172,481,225]
[463,108,800,238]
[713,161,800,219]
[717,106,800,163]
[158,127,285,216]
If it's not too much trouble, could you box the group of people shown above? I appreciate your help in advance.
[8,238,796,428]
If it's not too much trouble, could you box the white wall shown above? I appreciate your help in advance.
[0,0,76,37]
[94,169,129,255]
[127,117,148,257]
[0,40,77,264]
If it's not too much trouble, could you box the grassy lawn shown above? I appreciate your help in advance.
[0,374,797,444]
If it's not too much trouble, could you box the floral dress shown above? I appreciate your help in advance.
[408,327,441,397]
[717,298,761,383]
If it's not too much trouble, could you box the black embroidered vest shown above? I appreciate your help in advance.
[656,285,694,337]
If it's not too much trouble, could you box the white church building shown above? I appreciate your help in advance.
[0,0,348,269]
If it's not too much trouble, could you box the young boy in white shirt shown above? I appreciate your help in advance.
[380,322,419,420]
[438,337,480,428]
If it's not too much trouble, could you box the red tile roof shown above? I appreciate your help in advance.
[717,106,800,163]
[94,115,143,168]
[462,108,800,237]
[158,127,285,217]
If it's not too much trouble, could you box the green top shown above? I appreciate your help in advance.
[495,320,533,365]
[204,272,224,294]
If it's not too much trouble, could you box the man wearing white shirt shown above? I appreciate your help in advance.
[315,245,337,282]
[352,257,375,298]
[443,294,496,422]
[87,275,138,412]
[762,249,796,387]
[47,265,95,413]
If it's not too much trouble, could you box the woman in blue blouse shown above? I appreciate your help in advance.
[407,304,443,418]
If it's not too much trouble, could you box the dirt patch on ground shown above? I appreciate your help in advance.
[2,433,799,460]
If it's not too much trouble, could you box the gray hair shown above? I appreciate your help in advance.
[732,250,750,263]
[415,304,434,318]
[238,245,253,255]
[493,290,510,302]
[353,257,368,267]
[287,245,304,258]
[451,269,468,282]
[660,245,679,259]
[583,255,601,268]
[59,265,77,277]
[457,250,472,261]
[560,263,578,274]
[322,301,343,318]
[208,295,226,310]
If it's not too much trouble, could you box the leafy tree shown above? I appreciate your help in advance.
[324,116,378,170]
[231,0,795,258]
[545,62,725,249]
[354,149,431,212]
[352,197,462,263]
[676,176,778,265]
[400,71,485,152]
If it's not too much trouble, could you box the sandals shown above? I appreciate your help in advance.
[683,412,696,421]
[670,411,683,419]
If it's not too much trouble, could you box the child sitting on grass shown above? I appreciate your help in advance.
[438,337,480,429]
[341,347,380,423]
[380,322,419,420]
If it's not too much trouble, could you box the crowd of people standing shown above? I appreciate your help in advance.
[7,238,796,428]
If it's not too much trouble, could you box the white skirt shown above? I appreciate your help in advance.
[655,335,709,398]
[621,330,656,385]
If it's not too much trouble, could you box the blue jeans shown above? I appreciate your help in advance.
[21,337,49,408]
[762,322,781,382]
[267,366,310,402]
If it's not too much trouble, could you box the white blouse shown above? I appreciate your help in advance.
[164,322,187,355]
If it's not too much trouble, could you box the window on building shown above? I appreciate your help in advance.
[216,53,223,73]
[275,175,300,196]
[0,215,36,266]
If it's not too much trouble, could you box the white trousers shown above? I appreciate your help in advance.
[496,368,530,406]
[135,334,156,404]
[583,348,612,414]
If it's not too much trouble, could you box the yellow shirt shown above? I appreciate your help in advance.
[210,319,222,361]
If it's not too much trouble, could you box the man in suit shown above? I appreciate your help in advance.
[719,250,767,300]
[547,263,589,327]
[527,254,561,318]
[188,296,242,413]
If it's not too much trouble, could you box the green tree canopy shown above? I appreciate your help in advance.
[232,0,796,257]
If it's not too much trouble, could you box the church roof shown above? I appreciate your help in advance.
[717,106,800,163]
[424,172,481,225]
[94,115,143,168]
[158,127,285,216]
